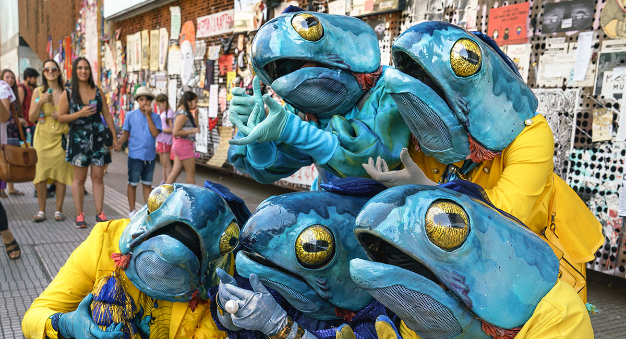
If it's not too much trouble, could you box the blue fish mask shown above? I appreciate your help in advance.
[252,12,380,118]
[236,191,374,320]
[350,185,559,337]
[388,22,538,154]
[120,184,241,302]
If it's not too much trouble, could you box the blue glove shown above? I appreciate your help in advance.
[221,273,288,336]
[229,76,264,133]
[229,95,289,146]
[58,293,124,339]
[216,268,242,331]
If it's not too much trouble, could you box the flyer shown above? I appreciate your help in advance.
[487,2,530,46]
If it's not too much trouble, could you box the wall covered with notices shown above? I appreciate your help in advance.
[98,0,626,277]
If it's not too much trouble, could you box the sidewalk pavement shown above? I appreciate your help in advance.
[1,151,626,338]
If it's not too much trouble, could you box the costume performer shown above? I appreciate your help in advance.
[349,183,594,339]
[363,21,603,301]
[214,181,390,339]
[227,9,410,187]
[22,182,249,339]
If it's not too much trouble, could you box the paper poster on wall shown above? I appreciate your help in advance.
[133,32,142,72]
[328,0,347,15]
[196,107,209,153]
[168,80,178,112]
[208,45,221,60]
[233,0,266,32]
[542,0,593,34]
[219,86,228,113]
[207,126,233,167]
[502,43,531,83]
[150,30,159,71]
[456,0,479,30]
[226,71,237,101]
[209,84,219,118]
[594,39,626,95]
[116,40,123,71]
[592,109,614,142]
[170,6,181,38]
[197,10,235,38]
[601,0,626,38]
[141,30,150,69]
[179,21,196,87]
[195,40,207,60]
[601,69,626,100]
[536,42,595,87]
[219,54,235,75]
[167,45,181,75]
[158,28,169,71]
[487,2,530,46]
[126,34,136,72]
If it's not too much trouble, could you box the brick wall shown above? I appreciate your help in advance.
[115,0,236,49]
[18,0,84,61]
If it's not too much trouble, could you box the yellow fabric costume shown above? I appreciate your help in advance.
[409,114,603,302]
[398,280,594,339]
[32,87,73,185]
[22,219,229,339]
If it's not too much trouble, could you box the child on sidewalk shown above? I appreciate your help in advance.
[115,87,161,218]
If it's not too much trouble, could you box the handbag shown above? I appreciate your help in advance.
[0,104,38,183]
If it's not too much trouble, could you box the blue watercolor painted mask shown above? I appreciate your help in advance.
[350,185,559,336]
[390,22,538,154]
[236,191,373,320]
[120,184,240,302]
[252,12,380,118]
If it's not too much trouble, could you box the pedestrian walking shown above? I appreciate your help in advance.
[29,60,73,222]
[155,94,174,184]
[17,67,39,140]
[115,87,161,218]
[57,57,119,228]
[0,80,20,259]
[166,91,199,185]
[0,69,28,197]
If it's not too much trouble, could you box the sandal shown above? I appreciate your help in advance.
[54,211,65,222]
[0,190,7,198]
[9,190,25,196]
[4,239,20,259]
[32,211,46,222]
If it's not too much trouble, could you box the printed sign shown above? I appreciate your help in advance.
[487,2,530,46]
[197,10,235,38]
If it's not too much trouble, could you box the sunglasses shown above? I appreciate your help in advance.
[43,67,59,73]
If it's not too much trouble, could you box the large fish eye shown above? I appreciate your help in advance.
[450,38,481,77]
[147,184,174,214]
[295,225,335,269]
[425,200,469,251]
[291,13,324,42]
[219,221,240,255]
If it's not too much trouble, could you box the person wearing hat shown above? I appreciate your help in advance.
[115,86,162,218]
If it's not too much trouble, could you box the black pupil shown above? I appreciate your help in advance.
[229,236,238,247]
[433,213,466,229]
[300,17,319,30]
[459,47,480,65]
[303,240,330,253]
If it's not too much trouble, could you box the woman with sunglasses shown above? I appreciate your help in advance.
[58,57,118,228]
[0,69,28,197]
[29,60,73,222]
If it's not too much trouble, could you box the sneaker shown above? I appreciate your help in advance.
[96,212,108,223]
[75,213,87,229]
[128,209,138,219]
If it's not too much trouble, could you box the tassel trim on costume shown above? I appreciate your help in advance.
[480,320,521,339]
[354,66,384,92]
[111,252,132,270]
[304,113,319,124]
[91,272,138,339]
[335,306,357,321]
[466,135,501,163]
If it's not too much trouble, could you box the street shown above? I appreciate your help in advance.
[0,151,625,338]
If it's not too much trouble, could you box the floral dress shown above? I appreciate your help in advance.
[66,88,111,167]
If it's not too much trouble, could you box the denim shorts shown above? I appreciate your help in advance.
[128,157,156,186]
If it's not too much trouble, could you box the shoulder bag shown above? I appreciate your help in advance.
[0,104,38,182]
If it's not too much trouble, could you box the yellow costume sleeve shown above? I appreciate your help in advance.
[481,115,555,226]
[516,280,593,338]
[22,220,127,339]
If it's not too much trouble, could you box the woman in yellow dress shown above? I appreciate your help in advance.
[29,60,73,222]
